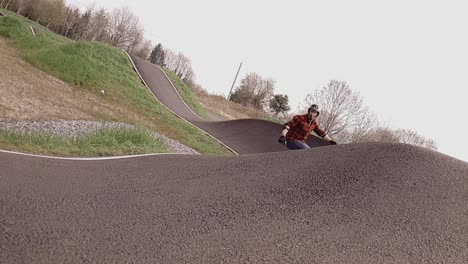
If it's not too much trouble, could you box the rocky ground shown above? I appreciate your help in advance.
[0,118,200,154]
[0,37,198,155]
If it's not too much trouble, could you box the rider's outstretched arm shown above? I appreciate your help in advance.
[278,123,290,144]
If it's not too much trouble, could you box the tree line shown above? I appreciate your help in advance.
[228,72,291,117]
[1,0,281,114]
[301,80,437,149]
[230,77,436,149]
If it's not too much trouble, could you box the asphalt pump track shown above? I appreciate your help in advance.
[1,53,467,263]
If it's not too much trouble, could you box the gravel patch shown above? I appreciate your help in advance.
[0,119,199,155]
[154,132,200,155]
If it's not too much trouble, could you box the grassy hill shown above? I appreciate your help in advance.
[0,10,286,157]
[0,13,232,156]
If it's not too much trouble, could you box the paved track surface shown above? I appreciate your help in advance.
[1,143,467,263]
[1,53,468,263]
[129,54,330,154]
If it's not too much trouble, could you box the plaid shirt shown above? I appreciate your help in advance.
[286,114,326,142]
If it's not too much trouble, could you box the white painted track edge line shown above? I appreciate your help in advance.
[157,66,205,120]
[0,149,184,160]
[122,50,239,156]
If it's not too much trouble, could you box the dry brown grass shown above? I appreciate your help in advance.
[0,37,147,123]
[191,85,285,122]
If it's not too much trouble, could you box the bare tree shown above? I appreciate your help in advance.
[338,107,377,143]
[164,48,177,70]
[230,72,275,110]
[3,0,13,10]
[174,53,192,80]
[395,129,437,150]
[302,80,437,148]
[303,80,376,140]
[84,7,109,41]
[172,51,184,74]
[365,126,437,150]
[3,0,21,12]
[133,39,152,59]
[61,6,81,38]
[21,0,42,21]
[367,126,401,143]
[125,29,142,53]
[108,7,143,50]
[53,0,68,28]
[71,6,92,40]
[39,0,66,31]
[164,49,195,82]
[182,67,195,83]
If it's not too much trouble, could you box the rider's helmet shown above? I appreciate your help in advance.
[308,104,320,116]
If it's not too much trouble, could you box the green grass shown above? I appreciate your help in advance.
[0,8,48,28]
[0,127,169,157]
[162,68,210,119]
[0,14,232,155]
[0,13,34,40]
[30,41,134,89]
[0,8,16,17]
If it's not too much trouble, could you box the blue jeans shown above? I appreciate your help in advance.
[286,140,310,150]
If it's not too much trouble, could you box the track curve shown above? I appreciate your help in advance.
[128,54,330,155]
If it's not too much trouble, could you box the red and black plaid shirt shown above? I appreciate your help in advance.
[286,114,326,142]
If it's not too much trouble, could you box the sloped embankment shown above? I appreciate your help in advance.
[0,15,231,155]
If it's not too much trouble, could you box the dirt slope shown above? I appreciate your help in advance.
[0,36,125,121]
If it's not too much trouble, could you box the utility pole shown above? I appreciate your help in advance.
[227,62,242,100]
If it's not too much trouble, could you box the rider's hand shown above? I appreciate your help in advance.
[278,135,286,144]
[329,140,337,145]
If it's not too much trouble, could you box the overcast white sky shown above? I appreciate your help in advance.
[67,0,468,162]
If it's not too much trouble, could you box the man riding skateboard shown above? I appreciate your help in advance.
[278,104,337,150]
